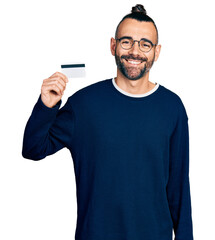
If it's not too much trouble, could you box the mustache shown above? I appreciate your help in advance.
[121,55,148,62]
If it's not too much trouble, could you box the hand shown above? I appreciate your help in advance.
[41,72,69,108]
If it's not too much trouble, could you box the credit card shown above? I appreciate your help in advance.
[61,63,86,78]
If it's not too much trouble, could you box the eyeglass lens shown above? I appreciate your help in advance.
[120,38,152,52]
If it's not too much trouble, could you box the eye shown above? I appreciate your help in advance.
[140,41,151,49]
[121,39,131,45]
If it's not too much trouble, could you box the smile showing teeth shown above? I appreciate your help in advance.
[126,59,142,65]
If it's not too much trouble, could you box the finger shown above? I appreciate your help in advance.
[49,72,68,83]
[42,84,63,96]
[43,80,65,94]
[44,77,66,89]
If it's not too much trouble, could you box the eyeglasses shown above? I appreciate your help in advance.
[116,37,157,53]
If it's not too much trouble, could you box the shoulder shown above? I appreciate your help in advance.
[159,84,188,120]
[70,79,109,98]
[66,79,110,107]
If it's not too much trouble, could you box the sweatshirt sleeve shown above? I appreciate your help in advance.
[22,94,75,160]
[166,100,194,240]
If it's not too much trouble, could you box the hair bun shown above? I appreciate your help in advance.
[131,4,147,15]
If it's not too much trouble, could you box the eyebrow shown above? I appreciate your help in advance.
[119,36,154,46]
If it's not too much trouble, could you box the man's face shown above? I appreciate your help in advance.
[111,18,161,81]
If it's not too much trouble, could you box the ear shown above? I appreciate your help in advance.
[154,44,161,62]
[110,37,116,56]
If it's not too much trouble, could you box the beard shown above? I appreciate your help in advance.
[114,49,155,81]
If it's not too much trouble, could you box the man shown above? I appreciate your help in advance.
[22,4,194,240]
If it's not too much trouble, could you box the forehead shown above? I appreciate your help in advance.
[117,18,157,42]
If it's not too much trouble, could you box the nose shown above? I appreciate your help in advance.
[128,40,141,55]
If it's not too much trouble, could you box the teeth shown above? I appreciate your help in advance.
[127,60,142,65]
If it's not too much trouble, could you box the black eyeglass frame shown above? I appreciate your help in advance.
[115,36,157,53]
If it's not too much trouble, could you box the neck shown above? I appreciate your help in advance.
[115,70,155,95]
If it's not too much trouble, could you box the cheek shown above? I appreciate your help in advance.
[115,48,122,57]
[147,51,155,62]
[115,45,128,58]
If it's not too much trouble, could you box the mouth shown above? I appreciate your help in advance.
[124,59,144,66]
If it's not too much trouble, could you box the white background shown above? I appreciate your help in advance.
[0,0,214,239]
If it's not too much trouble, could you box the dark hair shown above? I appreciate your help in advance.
[115,4,159,44]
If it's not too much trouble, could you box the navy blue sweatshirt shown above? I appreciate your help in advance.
[22,78,194,240]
